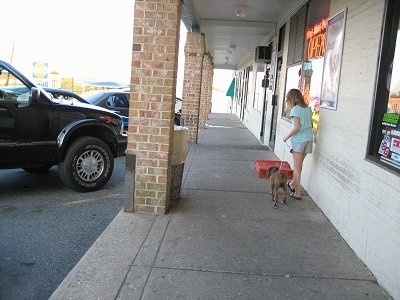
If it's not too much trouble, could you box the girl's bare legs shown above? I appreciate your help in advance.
[291,152,307,198]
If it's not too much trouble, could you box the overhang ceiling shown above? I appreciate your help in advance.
[181,0,306,70]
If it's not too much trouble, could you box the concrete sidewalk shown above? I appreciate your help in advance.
[50,113,392,299]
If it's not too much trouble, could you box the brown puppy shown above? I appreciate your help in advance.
[269,167,287,208]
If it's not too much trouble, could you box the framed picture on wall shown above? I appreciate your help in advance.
[320,9,347,110]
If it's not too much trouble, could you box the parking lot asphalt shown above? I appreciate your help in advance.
[0,158,126,300]
[50,113,392,299]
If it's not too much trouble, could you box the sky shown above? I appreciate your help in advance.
[0,0,233,97]
[1,0,136,83]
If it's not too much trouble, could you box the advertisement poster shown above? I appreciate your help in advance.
[320,10,346,110]
[378,113,400,167]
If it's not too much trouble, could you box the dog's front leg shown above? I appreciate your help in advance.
[272,186,279,208]
[282,184,287,205]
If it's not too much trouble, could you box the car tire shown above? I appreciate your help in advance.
[58,136,114,192]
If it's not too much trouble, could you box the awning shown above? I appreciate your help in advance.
[226,78,235,97]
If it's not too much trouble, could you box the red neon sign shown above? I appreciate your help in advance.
[306,19,328,60]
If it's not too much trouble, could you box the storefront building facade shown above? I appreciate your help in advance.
[126,0,399,297]
[231,0,400,297]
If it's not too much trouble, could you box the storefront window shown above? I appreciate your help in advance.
[301,16,328,131]
[283,5,306,119]
[282,0,330,129]
[369,0,400,173]
[283,64,302,117]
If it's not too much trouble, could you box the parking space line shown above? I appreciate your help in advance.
[64,194,123,205]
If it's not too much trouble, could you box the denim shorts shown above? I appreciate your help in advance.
[290,141,313,154]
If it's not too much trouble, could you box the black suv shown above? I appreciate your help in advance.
[0,60,127,192]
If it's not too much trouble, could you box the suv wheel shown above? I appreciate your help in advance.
[59,137,114,192]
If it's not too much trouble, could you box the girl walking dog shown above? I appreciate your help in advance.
[283,89,313,200]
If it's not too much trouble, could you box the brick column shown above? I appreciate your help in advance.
[207,61,214,115]
[199,54,214,128]
[181,32,205,143]
[199,54,212,128]
[124,0,181,214]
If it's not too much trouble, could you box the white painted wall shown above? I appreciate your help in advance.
[275,1,400,298]
[243,108,263,141]
[235,8,400,297]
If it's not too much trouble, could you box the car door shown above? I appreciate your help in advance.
[0,72,57,167]
[106,93,129,117]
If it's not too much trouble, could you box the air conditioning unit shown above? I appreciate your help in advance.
[255,46,272,63]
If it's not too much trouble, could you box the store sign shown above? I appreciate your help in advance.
[306,19,328,60]
[32,62,49,87]
[32,62,48,78]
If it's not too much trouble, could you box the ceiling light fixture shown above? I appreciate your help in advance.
[235,5,247,18]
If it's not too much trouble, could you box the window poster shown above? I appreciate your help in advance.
[303,58,324,131]
[379,113,400,167]
[283,64,301,117]
[320,10,346,110]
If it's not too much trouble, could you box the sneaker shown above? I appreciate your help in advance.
[290,192,301,200]
[287,182,295,193]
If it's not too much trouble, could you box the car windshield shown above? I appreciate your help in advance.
[80,91,107,104]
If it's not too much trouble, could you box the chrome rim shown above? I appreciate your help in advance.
[76,150,104,182]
